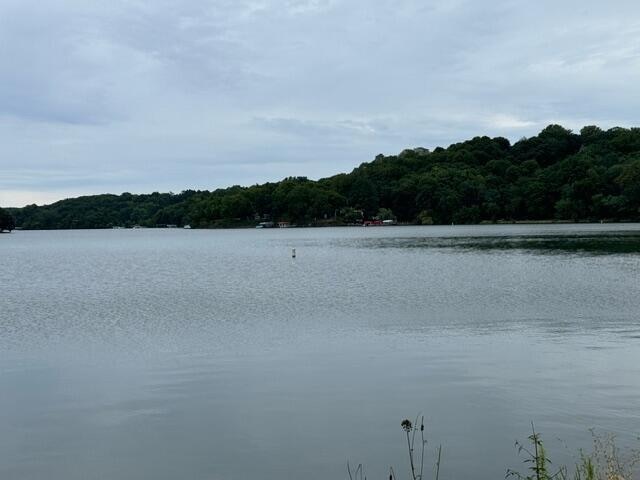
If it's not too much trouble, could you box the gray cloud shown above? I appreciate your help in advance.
[1,0,639,206]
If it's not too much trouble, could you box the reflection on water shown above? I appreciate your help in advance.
[342,232,640,255]
[1,224,640,480]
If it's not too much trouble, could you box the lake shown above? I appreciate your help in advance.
[2,224,640,479]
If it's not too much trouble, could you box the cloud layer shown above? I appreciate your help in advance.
[1,0,639,206]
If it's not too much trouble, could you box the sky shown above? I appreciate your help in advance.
[1,0,639,207]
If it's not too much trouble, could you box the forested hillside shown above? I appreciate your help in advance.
[8,125,640,229]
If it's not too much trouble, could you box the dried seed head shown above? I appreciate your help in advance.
[401,419,412,432]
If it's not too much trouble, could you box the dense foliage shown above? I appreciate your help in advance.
[8,125,640,229]
[0,207,15,232]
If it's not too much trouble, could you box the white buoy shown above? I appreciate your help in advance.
[292,248,296,258]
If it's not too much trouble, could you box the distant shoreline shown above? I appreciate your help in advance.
[7,125,640,230]
[7,220,640,232]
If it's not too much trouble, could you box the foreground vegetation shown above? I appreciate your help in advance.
[7,124,640,229]
[349,417,639,480]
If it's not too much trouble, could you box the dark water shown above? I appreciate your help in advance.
[2,224,640,479]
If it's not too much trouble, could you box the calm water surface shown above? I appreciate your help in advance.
[2,225,640,479]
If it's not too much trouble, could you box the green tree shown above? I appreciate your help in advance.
[0,207,16,232]
[339,207,363,224]
[616,158,640,216]
[376,208,396,221]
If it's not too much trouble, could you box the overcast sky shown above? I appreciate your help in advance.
[1,0,639,206]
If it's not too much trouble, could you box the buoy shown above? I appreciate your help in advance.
[292,248,296,258]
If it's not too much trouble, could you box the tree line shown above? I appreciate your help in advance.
[6,125,640,230]
[0,207,15,232]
